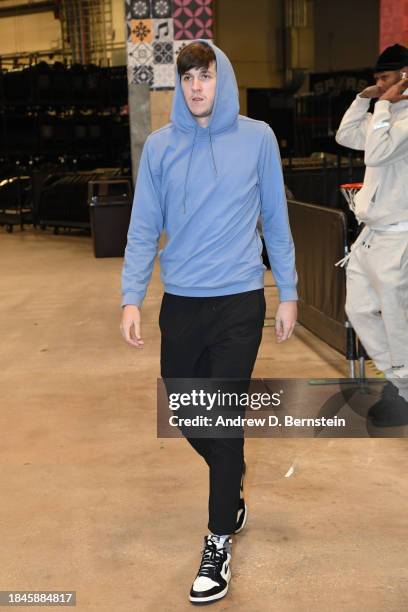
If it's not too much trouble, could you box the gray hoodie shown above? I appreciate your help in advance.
[336,95,408,226]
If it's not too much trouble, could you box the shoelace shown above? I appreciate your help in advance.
[198,539,226,578]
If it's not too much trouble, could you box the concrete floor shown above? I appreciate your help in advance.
[1,228,407,612]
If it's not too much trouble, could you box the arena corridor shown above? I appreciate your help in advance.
[1,228,406,612]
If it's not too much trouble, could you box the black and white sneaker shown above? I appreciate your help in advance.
[234,461,247,534]
[189,535,232,604]
[234,498,247,534]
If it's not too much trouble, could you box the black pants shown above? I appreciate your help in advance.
[160,289,265,534]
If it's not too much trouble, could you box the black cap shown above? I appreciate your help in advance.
[373,44,408,72]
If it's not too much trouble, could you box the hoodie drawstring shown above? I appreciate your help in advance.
[209,130,218,178]
[183,129,197,214]
[182,129,218,214]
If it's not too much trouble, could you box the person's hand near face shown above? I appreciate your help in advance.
[379,75,408,103]
[360,67,408,103]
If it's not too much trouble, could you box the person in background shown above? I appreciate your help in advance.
[336,43,408,427]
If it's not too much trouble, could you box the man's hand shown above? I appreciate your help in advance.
[120,305,144,348]
[379,76,408,103]
[275,301,297,343]
[359,85,382,99]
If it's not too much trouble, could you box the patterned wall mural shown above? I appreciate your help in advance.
[380,0,408,51]
[125,0,214,90]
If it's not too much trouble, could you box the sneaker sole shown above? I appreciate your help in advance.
[189,569,231,605]
[234,502,248,534]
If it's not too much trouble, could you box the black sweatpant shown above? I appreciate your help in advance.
[160,289,266,534]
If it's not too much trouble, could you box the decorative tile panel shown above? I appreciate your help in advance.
[125,0,214,91]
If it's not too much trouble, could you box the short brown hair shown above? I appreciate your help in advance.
[176,42,216,76]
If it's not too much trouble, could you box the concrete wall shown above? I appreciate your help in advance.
[112,0,126,46]
[214,0,285,113]
[215,0,284,86]
[111,0,126,65]
[0,10,61,56]
[314,0,380,71]
[0,0,127,62]
[214,0,316,113]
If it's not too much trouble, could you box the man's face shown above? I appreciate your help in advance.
[180,61,217,119]
[374,67,408,95]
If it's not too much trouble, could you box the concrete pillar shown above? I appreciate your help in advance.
[128,83,150,186]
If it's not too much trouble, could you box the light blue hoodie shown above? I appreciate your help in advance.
[121,41,298,307]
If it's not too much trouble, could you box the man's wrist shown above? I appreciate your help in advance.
[278,288,298,302]
[121,290,144,308]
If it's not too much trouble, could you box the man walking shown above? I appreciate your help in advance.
[336,44,408,426]
[121,40,297,603]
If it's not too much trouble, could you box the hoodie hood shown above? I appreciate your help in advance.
[170,40,240,135]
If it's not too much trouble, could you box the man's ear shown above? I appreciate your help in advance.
[400,66,408,78]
